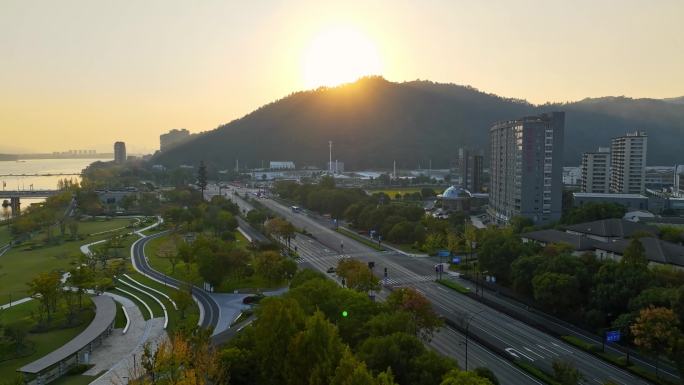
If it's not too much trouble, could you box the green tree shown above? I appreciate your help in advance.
[172,285,194,320]
[27,272,62,322]
[532,272,581,313]
[440,369,492,385]
[510,255,544,296]
[386,287,442,341]
[630,306,682,378]
[330,348,375,385]
[509,216,534,234]
[622,238,648,265]
[253,297,306,385]
[68,266,93,308]
[551,359,583,385]
[337,258,380,292]
[473,367,499,385]
[286,310,345,385]
[477,228,526,284]
[197,160,208,197]
[561,202,627,225]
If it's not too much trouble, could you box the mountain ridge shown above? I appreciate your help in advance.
[153,77,684,169]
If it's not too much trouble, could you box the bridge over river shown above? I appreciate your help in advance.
[1,189,60,214]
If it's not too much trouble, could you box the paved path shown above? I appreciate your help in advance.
[0,296,32,310]
[209,287,288,337]
[87,293,167,385]
[208,293,249,336]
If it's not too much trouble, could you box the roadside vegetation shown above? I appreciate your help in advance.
[129,269,495,385]
[273,177,471,254]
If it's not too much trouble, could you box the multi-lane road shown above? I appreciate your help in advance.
[223,184,652,385]
[214,184,542,385]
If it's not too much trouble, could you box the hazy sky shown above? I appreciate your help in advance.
[1,0,682,153]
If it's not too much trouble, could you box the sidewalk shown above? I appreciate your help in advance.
[87,293,168,385]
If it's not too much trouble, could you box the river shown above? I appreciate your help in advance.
[0,158,110,217]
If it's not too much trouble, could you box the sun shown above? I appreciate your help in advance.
[302,26,383,89]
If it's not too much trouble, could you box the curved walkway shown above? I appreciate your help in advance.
[117,277,168,329]
[86,293,167,385]
[19,295,116,380]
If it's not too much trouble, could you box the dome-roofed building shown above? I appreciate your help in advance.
[437,185,472,211]
[440,185,472,200]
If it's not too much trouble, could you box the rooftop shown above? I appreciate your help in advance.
[596,237,684,267]
[19,295,116,374]
[521,229,598,251]
[564,218,659,238]
[573,192,647,199]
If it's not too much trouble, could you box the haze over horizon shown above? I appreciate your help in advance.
[1,0,683,154]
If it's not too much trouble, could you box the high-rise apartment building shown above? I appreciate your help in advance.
[460,150,484,193]
[610,131,647,194]
[114,141,126,164]
[160,128,190,152]
[489,112,564,225]
[581,147,610,193]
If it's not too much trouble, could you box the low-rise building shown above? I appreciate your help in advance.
[269,161,295,170]
[573,192,649,211]
[521,218,684,270]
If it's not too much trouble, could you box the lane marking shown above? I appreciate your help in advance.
[551,342,573,354]
[537,344,559,356]
[524,346,546,359]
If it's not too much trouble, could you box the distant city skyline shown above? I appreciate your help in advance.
[1,0,683,153]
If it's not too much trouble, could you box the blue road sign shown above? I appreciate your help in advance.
[452,257,461,264]
[438,250,450,257]
[606,330,621,342]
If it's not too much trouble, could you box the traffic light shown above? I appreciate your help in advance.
[341,310,348,318]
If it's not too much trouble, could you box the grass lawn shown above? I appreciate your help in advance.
[0,218,133,301]
[114,301,126,328]
[125,271,200,332]
[114,279,164,320]
[437,279,470,294]
[336,228,385,251]
[50,374,98,385]
[367,187,440,199]
[78,218,137,236]
[218,275,285,293]
[0,224,12,246]
[145,234,201,286]
[0,297,94,380]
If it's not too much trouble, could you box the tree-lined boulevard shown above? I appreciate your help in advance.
[217,183,654,385]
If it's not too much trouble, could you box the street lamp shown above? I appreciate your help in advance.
[464,309,486,371]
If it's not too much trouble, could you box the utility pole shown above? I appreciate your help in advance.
[329,140,333,174]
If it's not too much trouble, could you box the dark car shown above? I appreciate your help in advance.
[242,294,265,305]
[326,267,336,274]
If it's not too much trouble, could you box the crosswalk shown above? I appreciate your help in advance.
[288,236,436,289]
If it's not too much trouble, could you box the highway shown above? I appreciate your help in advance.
[218,184,544,385]
[130,231,220,331]
[226,184,651,385]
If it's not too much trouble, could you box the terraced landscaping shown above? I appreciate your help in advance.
[0,218,135,300]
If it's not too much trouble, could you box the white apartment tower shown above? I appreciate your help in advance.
[489,112,565,225]
[610,131,647,194]
[581,147,610,193]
